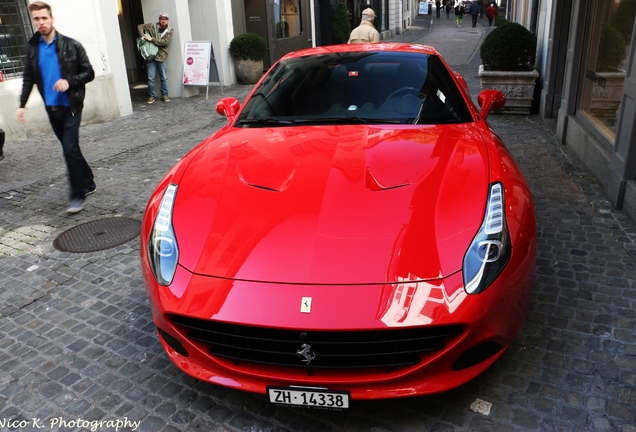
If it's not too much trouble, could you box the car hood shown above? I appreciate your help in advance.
[172,124,489,284]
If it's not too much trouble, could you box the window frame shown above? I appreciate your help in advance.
[0,0,33,80]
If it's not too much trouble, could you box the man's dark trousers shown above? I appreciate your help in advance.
[46,106,95,201]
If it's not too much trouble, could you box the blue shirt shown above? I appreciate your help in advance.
[38,34,69,107]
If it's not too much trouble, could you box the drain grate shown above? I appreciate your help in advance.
[53,217,141,253]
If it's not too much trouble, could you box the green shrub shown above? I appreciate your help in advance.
[609,0,635,44]
[597,23,626,71]
[495,15,507,26]
[332,2,351,44]
[229,33,267,61]
[276,21,289,38]
[480,22,537,71]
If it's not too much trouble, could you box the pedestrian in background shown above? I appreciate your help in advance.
[455,2,465,27]
[470,1,480,28]
[435,1,441,18]
[16,1,96,213]
[138,12,173,104]
[348,8,380,43]
[486,3,496,26]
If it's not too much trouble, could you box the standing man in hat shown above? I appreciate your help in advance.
[348,8,380,43]
[16,1,96,213]
[138,12,173,104]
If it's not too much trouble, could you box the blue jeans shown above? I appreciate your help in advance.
[146,60,168,98]
[46,107,95,201]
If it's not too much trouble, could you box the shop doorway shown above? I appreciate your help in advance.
[244,0,313,70]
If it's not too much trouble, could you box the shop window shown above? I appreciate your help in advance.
[275,0,302,39]
[577,0,635,147]
[0,0,32,79]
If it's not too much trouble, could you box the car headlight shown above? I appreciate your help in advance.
[463,182,511,294]
[148,184,179,286]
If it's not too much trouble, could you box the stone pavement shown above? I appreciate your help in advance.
[1,12,636,432]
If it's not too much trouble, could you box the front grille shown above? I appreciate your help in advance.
[169,315,463,370]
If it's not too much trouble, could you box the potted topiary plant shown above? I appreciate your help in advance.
[332,2,351,44]
[494,15,507,26]
[590,23,627,118]
[478,22,539,114]
[229,33,268,84]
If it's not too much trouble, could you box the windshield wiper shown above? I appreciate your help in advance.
[293,117,401,125]
[236,118,293,126]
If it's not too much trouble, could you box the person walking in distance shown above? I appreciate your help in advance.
[470,1,480,28]
[455,2,465,27]
[348,8,380,43]
[486,3,496,26]
[138,12,173,104]
[435,1,441,18]
[16,1,96,214]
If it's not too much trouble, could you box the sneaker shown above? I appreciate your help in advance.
[147,97,156,104]
[0,154,5,161]
[84,186,97,198]
[162,95,170,102]
[67,199,84,213]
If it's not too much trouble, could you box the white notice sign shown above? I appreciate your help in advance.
[183,41,211,86]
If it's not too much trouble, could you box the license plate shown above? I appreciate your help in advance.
[267,386,350,410]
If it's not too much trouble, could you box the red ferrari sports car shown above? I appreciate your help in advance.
[140,43,536,408]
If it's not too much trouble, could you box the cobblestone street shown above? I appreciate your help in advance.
[0,13,635,432]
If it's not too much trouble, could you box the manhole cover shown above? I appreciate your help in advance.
[53,217,141,253]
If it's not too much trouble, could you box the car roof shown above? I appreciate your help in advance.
[280,43,441,61]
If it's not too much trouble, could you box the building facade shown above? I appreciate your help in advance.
[510,0,636,222]
[1,0,244,142]
[1,0,412,142]
[0,0,133,141]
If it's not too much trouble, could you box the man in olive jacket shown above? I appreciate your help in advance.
[16,1,96,213]
[138,12,174,103]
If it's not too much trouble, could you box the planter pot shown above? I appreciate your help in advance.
[234,58,263,85]
[478,65,539,115]
[590,70,625,118]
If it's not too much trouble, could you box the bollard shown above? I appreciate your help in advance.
[0,128,5,160]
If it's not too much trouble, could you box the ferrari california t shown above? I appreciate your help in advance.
[140,43,536,408]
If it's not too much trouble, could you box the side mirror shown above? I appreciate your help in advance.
[478,90,506,120]
[216,97,241,123]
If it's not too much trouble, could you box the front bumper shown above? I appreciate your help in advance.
[140,238,535,400]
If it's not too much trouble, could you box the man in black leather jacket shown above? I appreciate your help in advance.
[16,1,96,213]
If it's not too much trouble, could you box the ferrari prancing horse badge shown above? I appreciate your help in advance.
[301,297,312,313]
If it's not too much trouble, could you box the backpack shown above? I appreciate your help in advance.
[136,24,159,62]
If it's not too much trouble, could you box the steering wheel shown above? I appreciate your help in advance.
[386,87,419,101]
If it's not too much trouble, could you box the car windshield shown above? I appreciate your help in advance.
[235,51,473,127]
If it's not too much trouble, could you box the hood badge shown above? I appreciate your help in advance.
[300,297,312,313]
[297,344,316,365]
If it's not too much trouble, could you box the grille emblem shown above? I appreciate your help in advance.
[296,343,316,365]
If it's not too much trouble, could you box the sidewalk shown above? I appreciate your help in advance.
[1,15,635,432]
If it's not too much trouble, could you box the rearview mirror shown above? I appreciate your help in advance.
[216,98,241,123]
[478,90,506,120]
